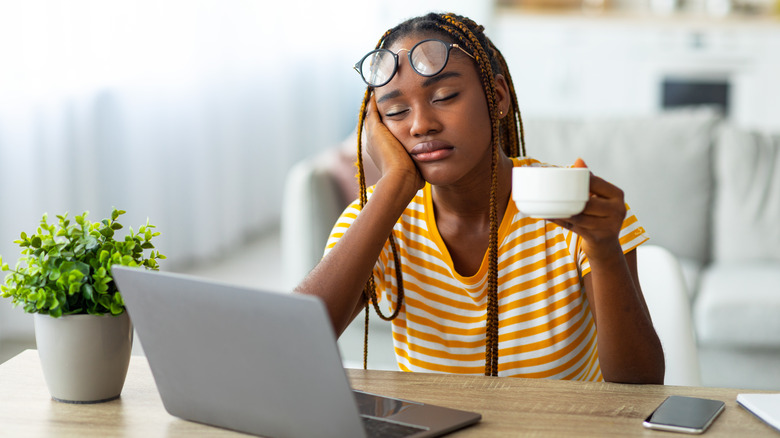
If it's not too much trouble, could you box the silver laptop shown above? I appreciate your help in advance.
[113,266,481,438]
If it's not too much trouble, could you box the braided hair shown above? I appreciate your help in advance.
[355,12,526,377]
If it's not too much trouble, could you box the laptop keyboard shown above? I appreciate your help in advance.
[361,415,427,438]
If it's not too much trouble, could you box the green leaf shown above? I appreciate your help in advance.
[60,261,90,278]
[73,243,85,255]
[85,236,99,251]
[82,283,94,301]
[5,208,160,316]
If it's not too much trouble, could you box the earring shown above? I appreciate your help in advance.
[499,110,504,116]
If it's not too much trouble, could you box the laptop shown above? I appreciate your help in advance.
[112,266,481,438]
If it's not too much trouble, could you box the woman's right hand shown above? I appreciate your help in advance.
[294,94,425,336]
[364,94,425,195]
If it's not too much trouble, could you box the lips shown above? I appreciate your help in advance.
[410,140,454,162]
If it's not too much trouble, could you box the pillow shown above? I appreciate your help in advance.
[523,107,721,263]
[712,126,780,262]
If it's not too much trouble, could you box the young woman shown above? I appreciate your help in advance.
[295,12,664,383]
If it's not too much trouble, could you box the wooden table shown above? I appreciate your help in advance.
[0,350,776,437]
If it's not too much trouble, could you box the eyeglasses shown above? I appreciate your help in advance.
[353,38,475,88]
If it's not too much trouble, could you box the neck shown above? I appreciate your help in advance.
[431,153,514,225]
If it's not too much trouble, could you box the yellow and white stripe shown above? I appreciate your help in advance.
[325,157,648,380]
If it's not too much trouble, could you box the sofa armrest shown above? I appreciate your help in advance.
[281,159,346,289]
[637,245,701,386]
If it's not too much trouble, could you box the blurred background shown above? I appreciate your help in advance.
[1,0,779,362]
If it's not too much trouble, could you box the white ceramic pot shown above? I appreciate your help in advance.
[34,312,133,403]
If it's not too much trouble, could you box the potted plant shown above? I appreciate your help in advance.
[0,208,164,403]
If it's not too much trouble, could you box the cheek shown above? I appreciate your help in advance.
[383,120,411,147]
[464,101,493,146]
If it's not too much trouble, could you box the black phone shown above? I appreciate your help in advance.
[643,395,726,434]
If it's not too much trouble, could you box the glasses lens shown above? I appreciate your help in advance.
[360,50,395,86]
[410,40,448,76]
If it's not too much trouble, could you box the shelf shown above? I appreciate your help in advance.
[495,5,780,29]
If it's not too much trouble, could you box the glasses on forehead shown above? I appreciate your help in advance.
[353,38,475,88]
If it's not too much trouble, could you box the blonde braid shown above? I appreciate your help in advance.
[356,29,407,370]
[354,13,527,375]
[489,39,526,157]
[440,13,502,376]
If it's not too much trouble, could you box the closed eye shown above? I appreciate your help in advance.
[434,92,459,103]
[384,108,408,118]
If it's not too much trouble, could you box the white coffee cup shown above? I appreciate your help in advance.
[512,167,590,219]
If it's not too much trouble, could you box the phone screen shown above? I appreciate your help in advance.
[643,396,725,433]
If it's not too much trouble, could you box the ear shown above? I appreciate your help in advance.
[494,74,511,119]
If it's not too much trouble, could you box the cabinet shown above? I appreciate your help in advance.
[493,11,780,130]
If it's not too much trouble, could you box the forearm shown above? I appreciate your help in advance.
[294,172,418,337]
[586,246,665,384]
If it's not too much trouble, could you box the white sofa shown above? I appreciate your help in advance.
[281,108,780,390]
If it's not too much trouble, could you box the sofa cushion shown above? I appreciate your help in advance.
[712,126,780,263]
[523,108,720,264]
[694,262,780,348]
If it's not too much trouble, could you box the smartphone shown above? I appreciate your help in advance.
[643,395,726,434]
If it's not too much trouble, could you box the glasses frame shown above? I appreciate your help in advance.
[353,38,475,88]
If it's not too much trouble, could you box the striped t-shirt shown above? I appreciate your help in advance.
[325,157,648,380]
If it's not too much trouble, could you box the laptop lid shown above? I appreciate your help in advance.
[113,266,481,438]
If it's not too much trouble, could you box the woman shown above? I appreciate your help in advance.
[295,12,664,383]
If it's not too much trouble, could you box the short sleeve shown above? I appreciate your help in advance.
[579,204,649,276]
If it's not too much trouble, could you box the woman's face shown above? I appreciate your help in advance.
[372,33,508,188]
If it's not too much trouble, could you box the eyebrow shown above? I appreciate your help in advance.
[376,89,401,104]
[422,71,462,87]
[376,71,464,104]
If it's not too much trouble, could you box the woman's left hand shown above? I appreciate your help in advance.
[552,158,665,384]
[549,158,626,261]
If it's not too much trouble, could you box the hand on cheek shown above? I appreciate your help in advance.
[364,95,425,191]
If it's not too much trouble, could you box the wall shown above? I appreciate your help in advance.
[492,9,780,131]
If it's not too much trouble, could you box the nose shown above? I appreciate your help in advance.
[409,105,442,138]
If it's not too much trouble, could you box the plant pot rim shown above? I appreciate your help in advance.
[34,312,127,318]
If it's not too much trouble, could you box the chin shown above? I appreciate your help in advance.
[419,167,456,187]
[418,160,485,188]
